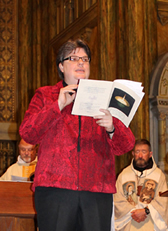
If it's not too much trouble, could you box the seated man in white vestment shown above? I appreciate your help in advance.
[113,139,168,231]
[0,139,37,181]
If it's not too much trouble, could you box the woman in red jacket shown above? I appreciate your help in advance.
[19,39,135,231]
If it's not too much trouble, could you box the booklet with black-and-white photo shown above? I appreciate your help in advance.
[71,79,145,127]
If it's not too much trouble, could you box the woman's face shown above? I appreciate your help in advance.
[59,48,90,85]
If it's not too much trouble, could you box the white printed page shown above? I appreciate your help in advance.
[71,79,113,117]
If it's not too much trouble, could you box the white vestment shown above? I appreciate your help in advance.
[113,157,168,231]
[0,155,37,181]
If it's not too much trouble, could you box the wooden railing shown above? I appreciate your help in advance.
[56,0,97,34]
[0,182,36,231]
[50,2,97,50]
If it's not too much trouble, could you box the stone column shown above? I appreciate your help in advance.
[158,112,168,184]
[158,113,166,165]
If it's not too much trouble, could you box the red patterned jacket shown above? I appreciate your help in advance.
[19,81,135,193]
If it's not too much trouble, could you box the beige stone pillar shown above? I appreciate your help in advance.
[158,114,166,164]
[158,113,168,184]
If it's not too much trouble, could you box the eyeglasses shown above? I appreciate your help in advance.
[62,56,90,63]
[19,147,35,153]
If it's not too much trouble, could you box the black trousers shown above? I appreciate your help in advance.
[35,187,113,231]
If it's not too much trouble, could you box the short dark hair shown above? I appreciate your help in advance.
[133,139,151,151]
[56,39,91,79]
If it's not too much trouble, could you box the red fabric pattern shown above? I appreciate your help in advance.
[19,81,135,193]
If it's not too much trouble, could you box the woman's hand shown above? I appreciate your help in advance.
[58,84,78,111]
[93,109,114,132]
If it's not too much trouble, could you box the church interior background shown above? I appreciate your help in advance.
[0,0,168,184]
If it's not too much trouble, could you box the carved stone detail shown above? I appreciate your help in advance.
[156,61,168,115]
[157,0,168,25]
[159,62,168,96]
[149,53,168,182]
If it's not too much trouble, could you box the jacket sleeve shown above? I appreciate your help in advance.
[19,88,62,144]
[107,117,135,156]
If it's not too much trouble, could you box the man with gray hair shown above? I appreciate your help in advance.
[0,139,37,181]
